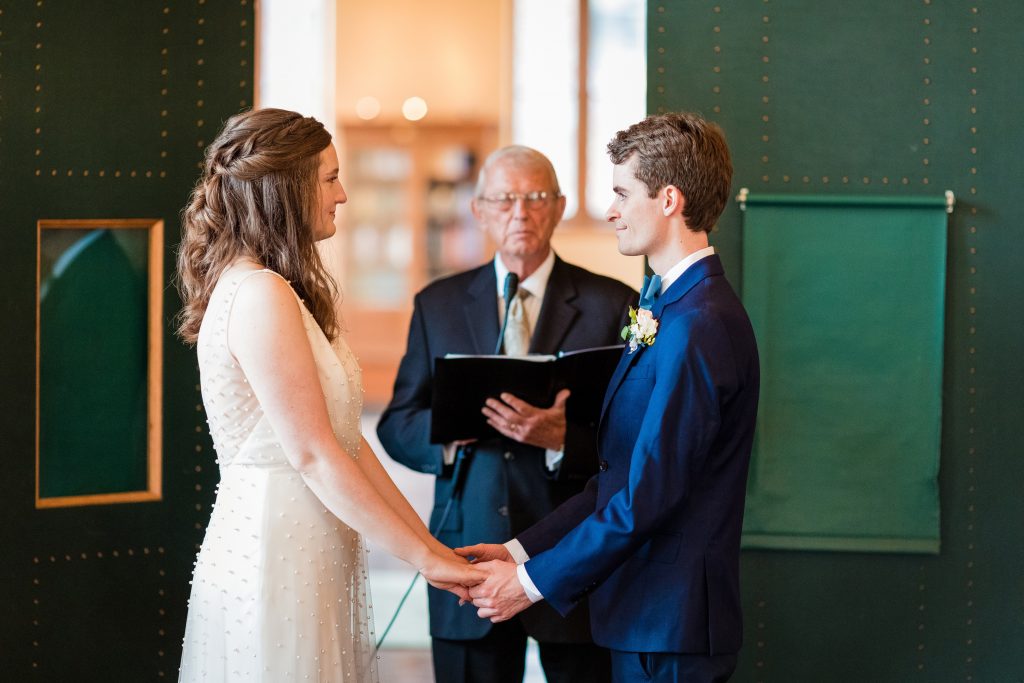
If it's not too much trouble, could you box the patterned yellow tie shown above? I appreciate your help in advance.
[503,289,532,355]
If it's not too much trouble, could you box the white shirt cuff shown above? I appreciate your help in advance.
[442,442,458,466]
[503,539,530,565]
[516,563,544,604]
[544,447,564,471]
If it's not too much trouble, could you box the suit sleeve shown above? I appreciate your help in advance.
[524,311,733,615]
[376,294,448,477]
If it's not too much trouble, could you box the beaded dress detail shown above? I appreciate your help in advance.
[179,269,378,682]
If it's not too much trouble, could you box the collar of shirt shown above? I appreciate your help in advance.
[494,249,555,301]
[494,249,555,328]
[657,245,716,294]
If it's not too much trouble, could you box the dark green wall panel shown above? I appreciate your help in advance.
[0,1,253,679]
[650,1,1023,681]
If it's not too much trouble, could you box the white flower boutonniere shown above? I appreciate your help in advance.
[621,306,659,354]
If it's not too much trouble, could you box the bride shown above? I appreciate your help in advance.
[175,108,480,682]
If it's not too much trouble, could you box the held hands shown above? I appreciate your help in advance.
[482,389,570,451]
[455,543,531,622]
[419,549,485,602]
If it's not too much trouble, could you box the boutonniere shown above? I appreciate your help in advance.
[621,306,659,354]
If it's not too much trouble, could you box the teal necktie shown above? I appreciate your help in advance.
[639,274,662,310]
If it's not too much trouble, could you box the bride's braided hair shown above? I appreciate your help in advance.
[176,108,339,344]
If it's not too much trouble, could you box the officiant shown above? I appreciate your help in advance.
[377,145,636,683]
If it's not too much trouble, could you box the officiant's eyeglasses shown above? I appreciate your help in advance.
[478,191,562,211]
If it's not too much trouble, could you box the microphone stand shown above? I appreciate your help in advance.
[375,272,520,650]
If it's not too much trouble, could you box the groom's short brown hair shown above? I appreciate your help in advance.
[607,112,733,234]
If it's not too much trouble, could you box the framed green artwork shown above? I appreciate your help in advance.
[36,219,163,508]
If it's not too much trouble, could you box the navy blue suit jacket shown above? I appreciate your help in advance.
[517,254,760,654]
[377,256,637,641]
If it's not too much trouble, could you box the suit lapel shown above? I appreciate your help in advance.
[529,257,579,354]
[600,255,725,419]
[463,265,501,355]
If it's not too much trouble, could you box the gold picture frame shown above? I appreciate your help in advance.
[35,219,163,508]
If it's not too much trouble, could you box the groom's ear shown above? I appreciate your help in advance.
[662,184,685,217]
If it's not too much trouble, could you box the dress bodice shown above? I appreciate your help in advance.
[196,269,363,468]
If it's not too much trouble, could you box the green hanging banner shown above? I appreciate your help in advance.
[739,192,949,553]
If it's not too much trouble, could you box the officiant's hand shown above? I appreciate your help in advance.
[453,542,511,564]
[482,389,570,451]
[466,560,533,623]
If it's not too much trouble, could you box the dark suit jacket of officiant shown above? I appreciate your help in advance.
[377,255,636,642]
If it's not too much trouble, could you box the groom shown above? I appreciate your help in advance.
[458,112,760,682]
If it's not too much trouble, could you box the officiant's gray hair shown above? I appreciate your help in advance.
[475,145,562,197]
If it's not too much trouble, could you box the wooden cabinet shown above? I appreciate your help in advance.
[336,122,497,407]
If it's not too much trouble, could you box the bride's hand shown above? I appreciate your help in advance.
[420,552,485,601]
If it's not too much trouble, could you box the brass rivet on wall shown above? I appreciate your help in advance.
[657,26,665,33]
[713,6,721,12]
[35,170,41,176]
[923,37,930,45]
[862,177,870,184]
[802,176,810,183]
[923,177,930,184]
[762,95,769,103]
[713,26,720,33]
[658,67,666,74]
[240,60,248,67]
[761,114,769,122]
[115,170,121,177]
[762,56,769,63]
[98,170,105,177]
[762,135,769,142]
[783,175,791,183]
[822,176,829,183]
[923,158,930,165]
[762,36,769,43]
[713,105,721,113]
[923,97,930,105]
[762,16,769,23]
[197,58,204,66]
[923,77,931,85]
[161,48,168,56]
[923,118,930,125]
[50,169,56,176]
[34,149,41,156]
[761,175,769,182]
[712,85,720,93]
[198,17,205,25]
[240,39,248,47]
[35,42,42,49]
[761,75,769,83]
[761,155,769,163]
[65,169,72,177]
[714,46,721,54]
[923,57,930,65]
[882,177,889,184]
[657,47,665,54]
[842,176,850,184]
[923,137,930,145]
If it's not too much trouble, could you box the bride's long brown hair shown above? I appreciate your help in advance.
[176,108,339,344]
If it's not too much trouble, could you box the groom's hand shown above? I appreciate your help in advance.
[467,560,533,623]
[454,543,511,564]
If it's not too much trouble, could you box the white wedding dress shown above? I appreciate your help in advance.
[179,269,378,682]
